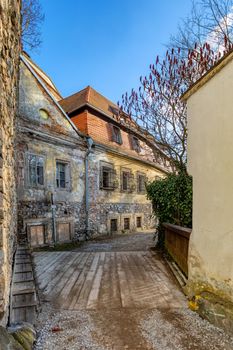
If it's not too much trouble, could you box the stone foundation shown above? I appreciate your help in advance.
[89,202,155,235]
[18,201,87,245]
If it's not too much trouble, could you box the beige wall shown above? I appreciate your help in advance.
[187,59,233,304]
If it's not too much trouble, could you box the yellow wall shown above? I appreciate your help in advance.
[187,59,233,303]
[95,149,165,204]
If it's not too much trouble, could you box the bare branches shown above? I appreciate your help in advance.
[21,0,44,51]
[121,0,233,172]
[121,42,232,170]
[169,0,233,53]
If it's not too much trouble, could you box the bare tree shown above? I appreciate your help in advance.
[121,42,231,170]
[121,0,233,171]
[169,0,233,54]
[21,0,44,51]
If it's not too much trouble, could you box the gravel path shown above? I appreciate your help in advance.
[34,233,233,350]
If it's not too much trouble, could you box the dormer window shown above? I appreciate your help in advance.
[130,135,141,153]
[111,125,122,144]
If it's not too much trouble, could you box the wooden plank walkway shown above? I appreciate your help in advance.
[33,251,185,311]
[10,245,37,324]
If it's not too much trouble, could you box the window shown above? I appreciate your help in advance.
[56,161,70,189]
[111,125,122,144]
[110,219,118,233]
[122,171,130,191]
[132,136,141,152]
[136,217,142,228]
[121,168,134,192]
[27,154,44,187]
[124,218,130,230]
[130,135,141,152]
[100,162,117,190]
[137,173,146,193]
[39,109,49,120]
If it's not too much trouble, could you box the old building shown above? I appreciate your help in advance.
[16,53,169,246]
[0,0,21,325]
[182,50,233,332]
[60,87,169,236]
[17,53,87,246]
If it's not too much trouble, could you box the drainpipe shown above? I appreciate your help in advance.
[51,192,57,244]
[85,137,94,239]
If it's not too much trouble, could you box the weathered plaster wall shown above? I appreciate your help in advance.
[187,59,233,331]
[18,59,87,243]
[87,148,164,235]
[0,0,21,325]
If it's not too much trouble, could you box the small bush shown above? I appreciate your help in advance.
[147,170,192,248]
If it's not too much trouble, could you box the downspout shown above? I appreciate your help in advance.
[85,137,94,239]
[51,192,57,244]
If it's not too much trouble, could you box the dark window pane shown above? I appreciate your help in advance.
[56,162,67,188]
[124,218,130,230]
[112,126,122,144]
[122,172,129,191]
[28,155,44,187]
[60,180,66,188]
[137,217,142,228]
[37,166,44,185]
[103,169,110,188]
[110,219,118,232]
[138,175,145,192]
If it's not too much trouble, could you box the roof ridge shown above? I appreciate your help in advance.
[85,85,91,103]
[61,86,91,103]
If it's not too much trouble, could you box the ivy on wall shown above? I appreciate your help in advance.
[146,170,192,247]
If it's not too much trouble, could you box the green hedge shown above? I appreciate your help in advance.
[146,171,192,247]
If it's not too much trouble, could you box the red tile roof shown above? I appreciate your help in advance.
[59,86,120,118]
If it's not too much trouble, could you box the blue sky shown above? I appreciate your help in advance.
[32,0,192,103]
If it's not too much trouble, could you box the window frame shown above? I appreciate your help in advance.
[99,161,117,190]
[26,153,45,188]
[124,217,130,230]
[121,167,134,193]
[137,172,146,194]
[56,160,71,190]
[130,134,141,153]
[136,216,142,228]
[111,124,122,145]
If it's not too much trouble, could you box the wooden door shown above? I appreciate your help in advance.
[29,225,45,247]
[57,222,71,242]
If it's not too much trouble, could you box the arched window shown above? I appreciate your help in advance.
[39,109,50,120]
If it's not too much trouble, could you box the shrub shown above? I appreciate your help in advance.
[146,170,192,247]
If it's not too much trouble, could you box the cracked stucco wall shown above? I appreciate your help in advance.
[186,58,233,332]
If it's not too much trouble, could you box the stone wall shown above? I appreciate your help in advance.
[0,0,21,325]
[18,200,87,243]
